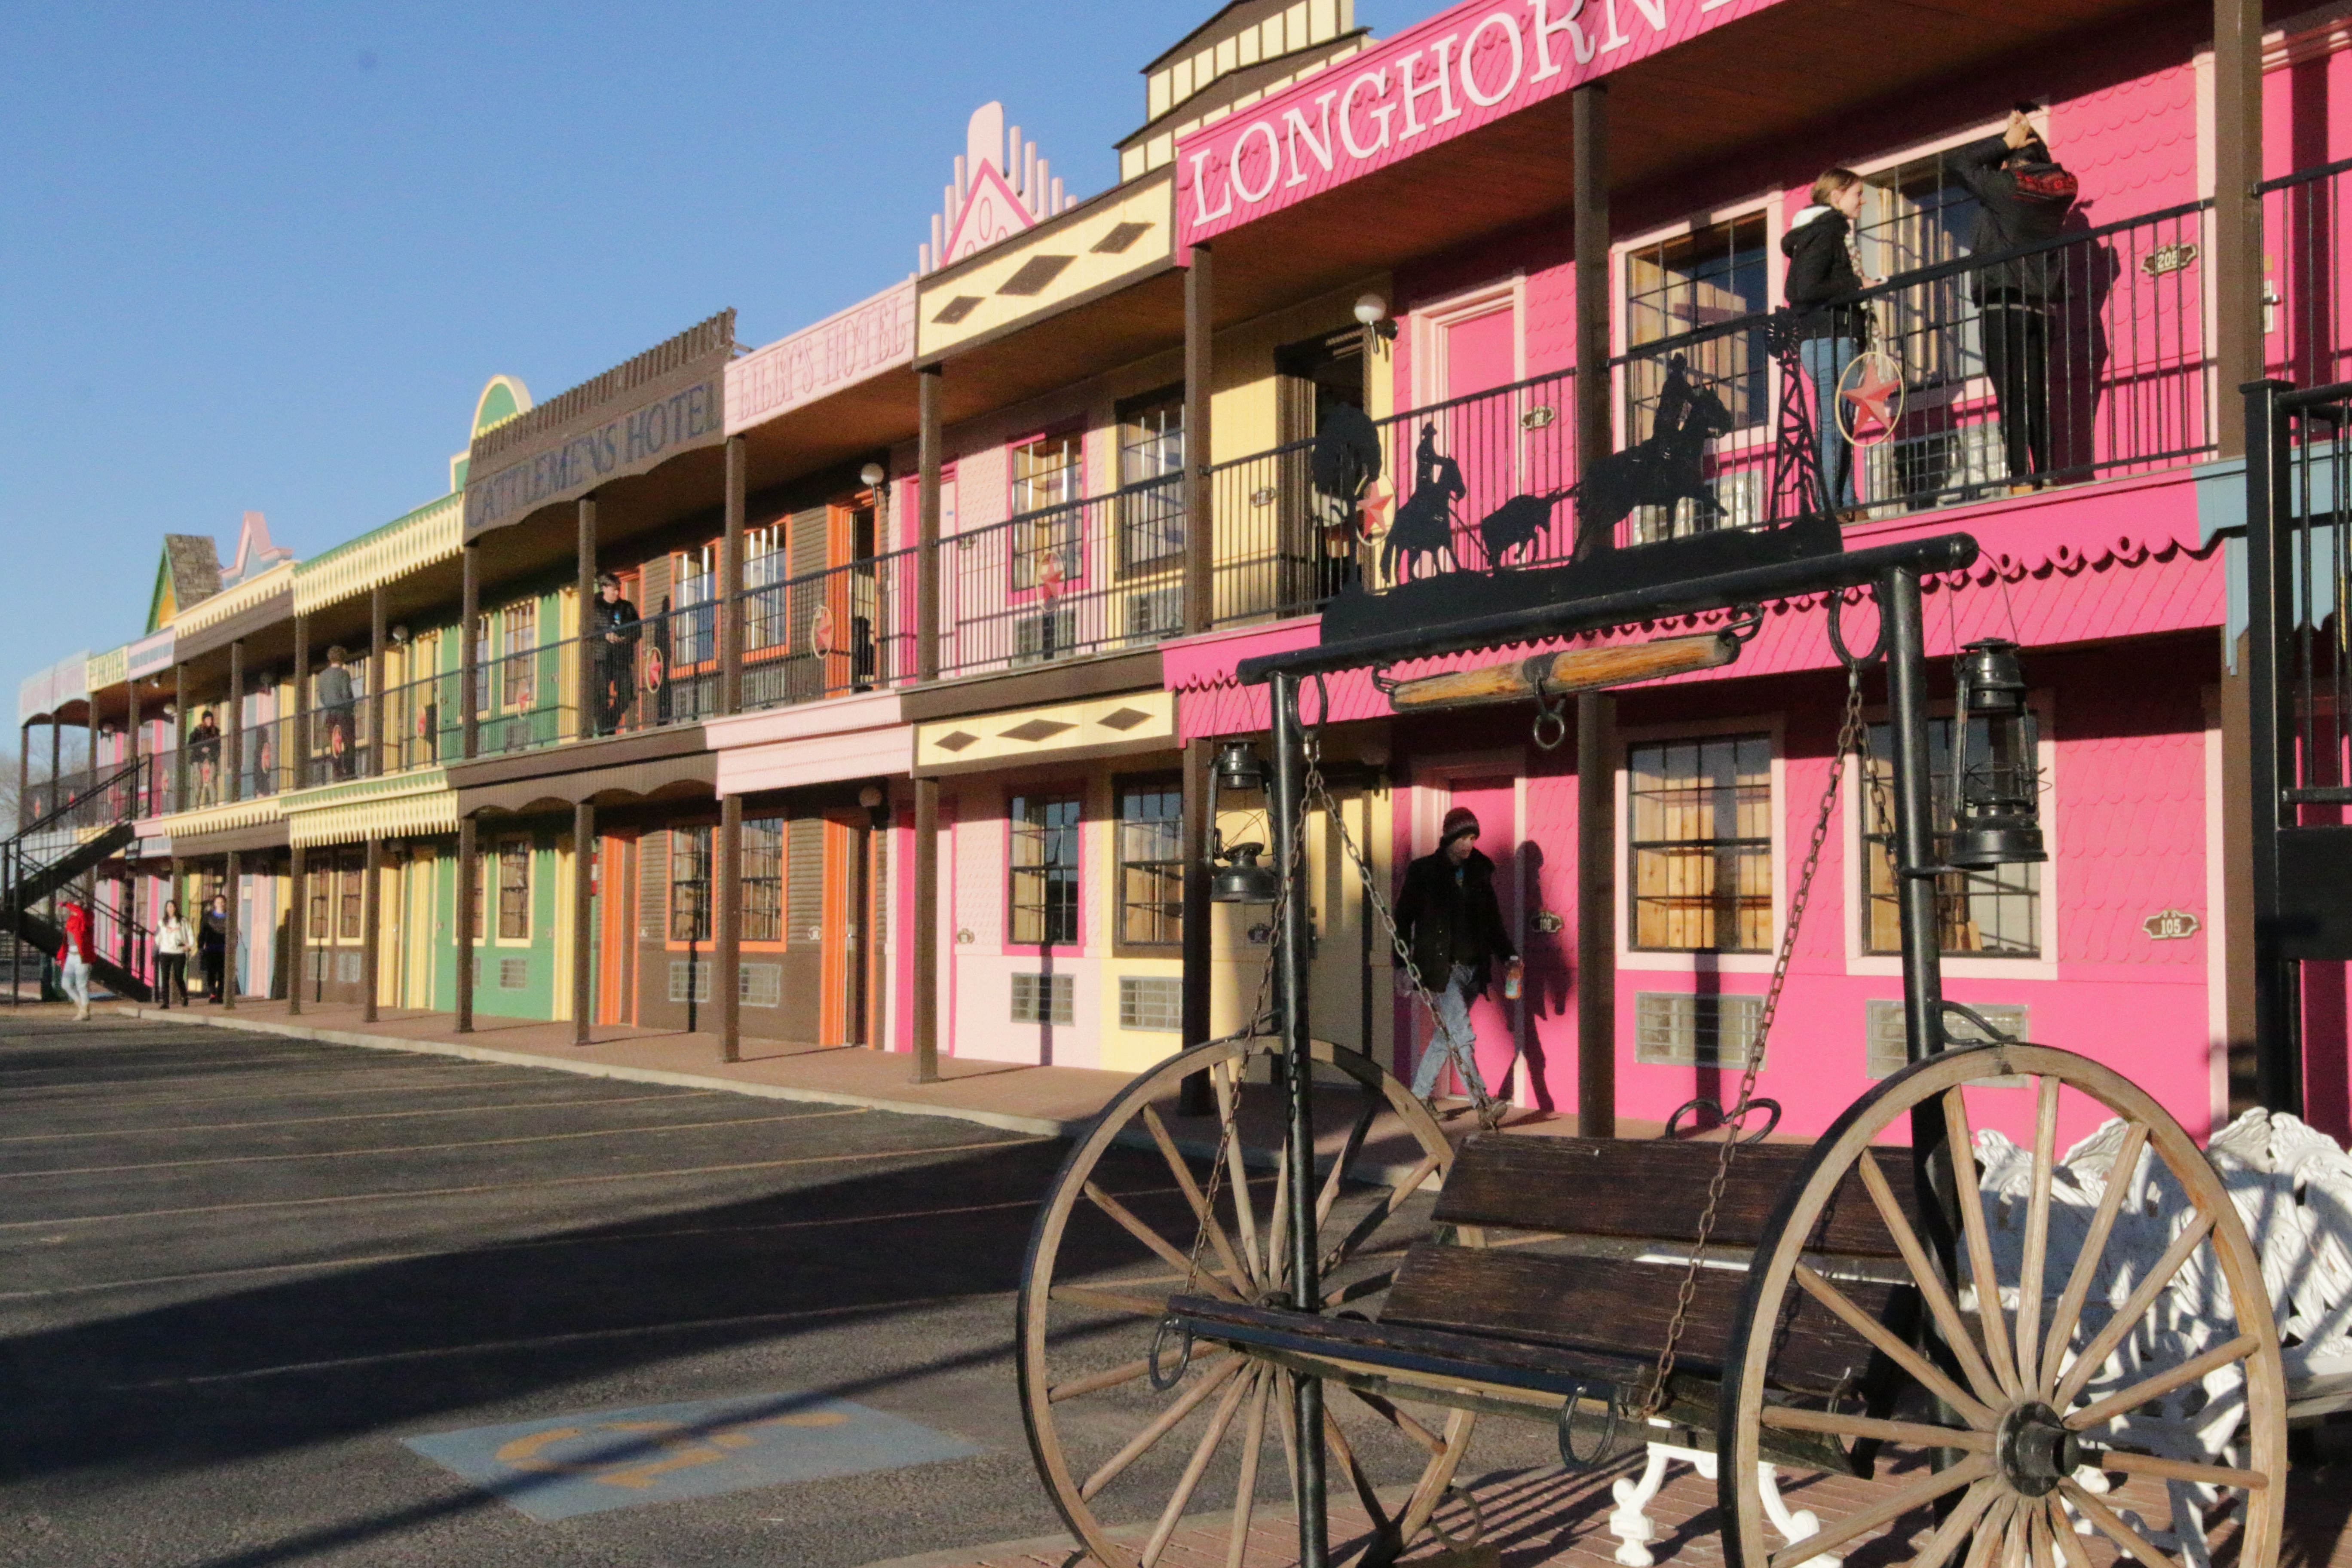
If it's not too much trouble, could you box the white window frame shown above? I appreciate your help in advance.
[1615,712,1787,976]
[1611,199,1784,469]
[1408,276,1528,410]
[1840,691,2059,981]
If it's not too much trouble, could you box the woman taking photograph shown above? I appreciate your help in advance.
[155,900,193,1009]
[1783,168,1872,518]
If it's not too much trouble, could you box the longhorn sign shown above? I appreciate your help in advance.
[1383,630,1741,711]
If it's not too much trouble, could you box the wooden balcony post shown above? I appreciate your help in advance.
[286,846,302,1016]
[1178,736,1214,1114]
[1184,242,1213,636]
[361,835,381,1023]
[576,498,597,744]
[1573,81,1618,1139]
[455,815,476,1032]
[369,585,387,778]
[722,436,745,716]
[291,613,308,794]
[170,667,184,812]
[226,640,243,805]
[223,850,240,1011]
[2213,0,2262,459]
[913,775,940,1084]
[16,721,28,830]
[460,542,481,762]
[916,366,943,681]
[718,793,741,1062]
[573,799,595,1046]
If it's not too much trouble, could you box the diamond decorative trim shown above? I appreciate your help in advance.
[997,255,1075,297]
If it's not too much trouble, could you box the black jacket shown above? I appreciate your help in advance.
[1781,205,1869,343]
[1393,847,1516,998]
[1953,133,2078,304]
[591,595,642,657]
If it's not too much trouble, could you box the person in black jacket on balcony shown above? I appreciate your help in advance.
[1783,168,1873,518]
[589,574,641,737]
[1955,110,2080,487]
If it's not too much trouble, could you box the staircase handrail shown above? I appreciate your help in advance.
[15,756,147,841]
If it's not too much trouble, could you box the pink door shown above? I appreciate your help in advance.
[1424,775,1521,1101]
[1443,309,1519,563]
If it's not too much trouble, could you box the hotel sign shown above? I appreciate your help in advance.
[463,312,735,542]
[1177,0,1788,245]
[726,281,915,437]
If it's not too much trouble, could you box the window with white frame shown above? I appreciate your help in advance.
[674,544,717,667]
[744,524,787,654]
[1860,717,2041,957]
[1011,432,1083,591]
[1117,388,1186,574]
[1628,734,1773,952]
[1620,214,1770,543]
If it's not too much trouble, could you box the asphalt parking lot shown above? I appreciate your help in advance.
[0,1013,1103,1568]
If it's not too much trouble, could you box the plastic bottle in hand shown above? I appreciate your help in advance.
[1502,958,1524,1000]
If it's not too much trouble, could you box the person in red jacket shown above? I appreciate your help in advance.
[58,897,92,1022]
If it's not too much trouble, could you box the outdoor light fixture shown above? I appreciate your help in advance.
[1213,739,1266,794]
[1210,841,1280,905]
[1207,739,1279,903]
[389,625,410,646]
[860,462,887,490]
[1353,293,1387,326]
[1947,637,2046,870]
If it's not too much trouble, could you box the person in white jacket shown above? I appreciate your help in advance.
[155,902,193,1009]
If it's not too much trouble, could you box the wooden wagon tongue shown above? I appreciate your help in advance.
[1380,629,1741,712]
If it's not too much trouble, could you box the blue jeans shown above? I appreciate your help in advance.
[1800,334,1860,511]
[1411,964,1492,1101]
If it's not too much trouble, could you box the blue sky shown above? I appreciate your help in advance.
[0,0,1427,718]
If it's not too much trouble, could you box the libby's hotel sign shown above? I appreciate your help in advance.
[1177,0,1785,245]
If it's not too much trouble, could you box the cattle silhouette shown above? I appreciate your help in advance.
[1477,488,1575,568]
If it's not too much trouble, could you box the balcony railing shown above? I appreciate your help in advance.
[2263,158,2352,393]
[937,475,1189,680]
[294,671,464,786]
[738,547,917,711]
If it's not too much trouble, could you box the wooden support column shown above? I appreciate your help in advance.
[2213,0,2262,459]
[718,793,742,1062]
[368,585,387,779]
[1183,243,1213,635]
[721,436,746,715]
[49,717,60,801]
[454,815,477,1032]
[1178,737,1216,1115]
[1574,82,1618,1139]
[576,499,597,743]
[16,723,28,830]
[573,800,595,1046]
[291,613,309,795]
[223,850,240,1010]
[226,641,244,803]
[912,364,944,1086]
[171,666,186,812]
[460,543,481,761]
[286,845,303,1015]
[361,836,382,1022]
[916,366,943,681]
[123,677,140,815]
[913,776,940,1083]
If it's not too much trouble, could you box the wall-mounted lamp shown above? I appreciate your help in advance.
[859,462,887,490]
[389,625,411,646]
[1354,292,1399,344]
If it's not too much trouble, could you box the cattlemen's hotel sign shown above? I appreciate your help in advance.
[463,310,735,540]
[1179,0,1784,243]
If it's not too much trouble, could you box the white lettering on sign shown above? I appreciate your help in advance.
[725,282,916,437]
[1178,0,1786,244]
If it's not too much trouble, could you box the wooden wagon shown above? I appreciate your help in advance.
[1015,536,2288,1568]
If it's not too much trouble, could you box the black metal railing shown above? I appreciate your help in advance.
[738,547,917,710]
[1608,197,2214,528]
[293,671,463,785]
[2263,158,2352,395]
[937,475,1188,679]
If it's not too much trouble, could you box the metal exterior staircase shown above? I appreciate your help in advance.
[6,760,153,1004]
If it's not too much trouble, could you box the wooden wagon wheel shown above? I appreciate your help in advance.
[1017,1034,1476,1568]
[1721,1043,2286,1568]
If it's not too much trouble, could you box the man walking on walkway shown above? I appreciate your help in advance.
[1393,805,1520,1118]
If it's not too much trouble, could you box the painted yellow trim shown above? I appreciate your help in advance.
[172,560,298,637]
[293,495,463,615]
[914,690,1176,772]
[917,175,1176,361]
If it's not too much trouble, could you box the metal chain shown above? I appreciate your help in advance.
[1634,662,1872,1420]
